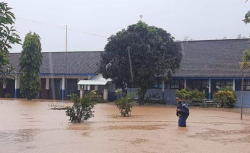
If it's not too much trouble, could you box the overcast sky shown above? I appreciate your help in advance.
[6,0,250,52]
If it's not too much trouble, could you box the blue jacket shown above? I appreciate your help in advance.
[176,101,189,117]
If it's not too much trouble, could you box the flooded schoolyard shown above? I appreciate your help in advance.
[1,99,250,153]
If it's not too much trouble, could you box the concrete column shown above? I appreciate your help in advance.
[94,85,98,91]
[209,79,211,99]
[87,85,90,91]
[162,79,165,99]
[45,78,49,99]
[2,80,6,97]
[233,79,236,91]
[80,86,83,98]
[103,88,108,101]
[46,78,49,90]
[62,76,65,100]
[184,79,187,89]
[3,81,6,89]
[15,76,20,98]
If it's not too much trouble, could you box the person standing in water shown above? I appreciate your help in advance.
[176,96,189,127]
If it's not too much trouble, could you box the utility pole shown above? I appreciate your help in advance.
[64,25,68,101]
[66,25,68,51]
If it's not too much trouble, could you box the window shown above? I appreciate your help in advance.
[244,80,250,91]
[170,79,184,89]
[216,80,233,89]
[153,79,160,89]
[153,78,168,89]
[187,80,208,91]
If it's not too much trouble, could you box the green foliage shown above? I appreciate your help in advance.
[176,88,205,102]
[213,87,237,107]
[100,21,182,104]
[66,91,96,123]
[243,10,250,24]
[19,32,42,100]
[240,50,250,69]
[115,90,134,117]
[192,89,205,100]
[0,2,21,79]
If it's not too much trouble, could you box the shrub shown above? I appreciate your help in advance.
[115,90,134,117]
[176,88,205,102]
[191,89,205,100]
[66,91,96,123]
[213,87,236,108]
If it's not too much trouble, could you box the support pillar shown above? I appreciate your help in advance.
[184,79,187,89]
[80,85,84,98]
[103,88,108,101]
[62,76,65,100]
[3,82,6,89]
[15,76,20,98]
[46,78,49,99]
[94,85,98,91]
[233,79,236,91]
[162,79,165,99]
[209,79,211,99]
[0,80,6,97]
[2,81,6,97]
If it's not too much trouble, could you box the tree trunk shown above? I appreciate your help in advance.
[139,88,147,105]
[241,71,245,120]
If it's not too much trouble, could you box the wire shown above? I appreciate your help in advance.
[16,17,108,38]
[17,17,65,29]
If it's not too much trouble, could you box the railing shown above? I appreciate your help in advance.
[190,99,219,107]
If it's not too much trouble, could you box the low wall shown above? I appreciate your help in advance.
[127,88,177,104]
[236,91,250,108]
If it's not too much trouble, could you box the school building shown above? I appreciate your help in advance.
[0,51,115,101]
[0,38,250,106]
[129,39,250,107]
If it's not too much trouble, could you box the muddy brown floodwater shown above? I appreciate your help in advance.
[1,99,250,153]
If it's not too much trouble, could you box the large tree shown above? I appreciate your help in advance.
[0,2,21,79]
[19,32,42,100]
[99,21,182,104]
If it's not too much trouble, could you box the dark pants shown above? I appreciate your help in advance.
[178,116,188,127]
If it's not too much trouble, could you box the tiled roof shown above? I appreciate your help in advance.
[173,39,250,78]
[9,51,102,75]
[9,39,250,78]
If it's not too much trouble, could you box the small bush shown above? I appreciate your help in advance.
[176,88,205,102]
[115,90,134,117]
[213,87,236,108]
[66,91,96,123]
